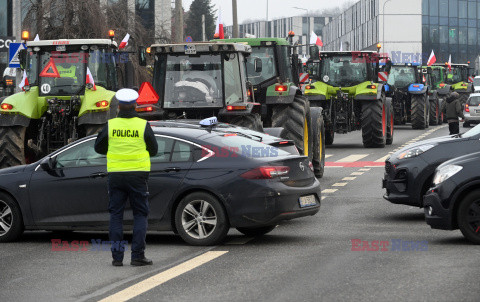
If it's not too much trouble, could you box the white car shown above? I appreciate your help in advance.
[464,93,480,127]
[473,76,480,93]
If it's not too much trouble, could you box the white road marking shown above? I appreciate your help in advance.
[351,172,364,176]
[359,168,371,171]
[332,183,347,187]
[98,251,228,302]
[325,154,333,158]
[343,177,356,181]
[336,154,369,162]
[375,155,390,162]
[322,189,338,193]
[321,196,327,200]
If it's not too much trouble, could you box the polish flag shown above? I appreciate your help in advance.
[310,32,323,47]
[447,54,452,72]
[119,33,130,49]
[34,34,40,41]
[427,50,436,66]
[18,70,29,91]
[215,9,224,39]
[86,67,96,91]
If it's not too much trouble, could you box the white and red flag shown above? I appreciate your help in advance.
[310,31,323,47]
[447,54,452,71]
[119,33,130,49]
[215,9,225,39]
[86,67,96,91]
[19,70,29,91]
[427,50,436,66]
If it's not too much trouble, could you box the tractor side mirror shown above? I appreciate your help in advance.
[40,156,56,171]
[138,46,147,67]
[309,46,320,61]
[19,49,27,70]
[254,58,263,73]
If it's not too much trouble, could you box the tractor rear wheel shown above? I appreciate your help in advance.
[361,97,386,148]
[411,94,428,129]
[429,98,440,126]
[271,95,313,159]
[310,107,325,178]
[229,113,264,132]
[0,126,26,169]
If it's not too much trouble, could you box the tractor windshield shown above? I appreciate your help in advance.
[431,68,442,86]
[246,47,277,85]
[88,49,118,90]
[320,55,368,87]
[38,51,86,96]
[387,66,417,88]
[447,66,467,83]
[161,54,224,108]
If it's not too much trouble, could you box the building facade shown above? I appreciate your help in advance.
[323,0,480,65]
[0,0,14,81]
[226,16,333,54]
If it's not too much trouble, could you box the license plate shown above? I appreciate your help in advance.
[299,195,317,208]
[184,45,196,54]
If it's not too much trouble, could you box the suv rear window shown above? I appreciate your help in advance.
[468,96,480,106]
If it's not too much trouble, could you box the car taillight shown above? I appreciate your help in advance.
[309,161,314,172]
[96,100,109,108]
[1,103,13,110]
[439,83,445,87]
[136,106,154,112]
[465,104,470,112]
[305,85,315,90]
[241,166,290,179]
[275,85,288,92]
[367,85,377,89]
[413,84,420,88]
[227,105,247,111]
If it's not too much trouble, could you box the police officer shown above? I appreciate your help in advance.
[94,88,158,267]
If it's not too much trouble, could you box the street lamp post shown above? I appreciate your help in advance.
[293,7,309,53]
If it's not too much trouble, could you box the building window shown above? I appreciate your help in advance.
[439,25,448,44]
[423,0,429,14]
[468,1,476,19]
[439,0,448,17]
[430,0,439,16]
[458,27,467,44]
[468,27,476,45]
[430,25,439,43]
[459,1,467,18]
[449,0,458,17]
[449,27,458,44]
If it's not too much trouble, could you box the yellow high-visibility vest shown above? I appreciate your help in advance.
[107,117,151,172]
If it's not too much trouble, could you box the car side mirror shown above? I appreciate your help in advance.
[309,46,320,61]
[40,156,56,171]
[138,46,147,67]
[254,58,263,73]
[19,49,27,70]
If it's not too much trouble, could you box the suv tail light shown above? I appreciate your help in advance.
[241,166,290,179]
[466,104,470,112]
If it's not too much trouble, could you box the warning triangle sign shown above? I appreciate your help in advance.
[137,82,159,105]
[39,58,60,78]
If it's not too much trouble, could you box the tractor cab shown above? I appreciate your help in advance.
[138,42,258,123]
[387,63,423,91]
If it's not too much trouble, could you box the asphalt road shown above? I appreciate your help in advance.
[2,124,480,302]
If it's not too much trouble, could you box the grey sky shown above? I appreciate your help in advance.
[182,0,353,25]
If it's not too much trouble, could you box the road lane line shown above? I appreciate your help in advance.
[322,189,338,193]
[332,183,347,187]
[343,177,356,181]
[359,168,371,171]
[98,251,228,302]
[375,155,389,162]
[325,154,333,158]
[336,154,369,162]
[321,196,327,200]
[351,172,364,176]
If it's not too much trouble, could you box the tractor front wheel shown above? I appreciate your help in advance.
[0,126,27,169]
[361,97,386,148]
[228,113,264,132]
[386,98,394,145]
[411,94,428,130]
[429,98,440,126]
[271,95,313,159]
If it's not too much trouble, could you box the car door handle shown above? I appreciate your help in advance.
[164,167,181,172]
[90,172,107,178]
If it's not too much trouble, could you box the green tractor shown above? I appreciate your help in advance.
[221,37,326,178]
[436,63,474,104]
[0,36,125,168]
[304,49,393,148]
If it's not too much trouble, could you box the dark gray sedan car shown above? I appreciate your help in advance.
[0,122,321,245]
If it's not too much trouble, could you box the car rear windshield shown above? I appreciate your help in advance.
[206,135,291,158]
[468,96,480,106]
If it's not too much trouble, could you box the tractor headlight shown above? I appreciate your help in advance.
[433,165,463,186]
[397,144,435,160]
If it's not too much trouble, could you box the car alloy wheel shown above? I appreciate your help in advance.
[458,190,480,244]
[0,200,13,237]
[175,192,229,246]
[181,199,218,240]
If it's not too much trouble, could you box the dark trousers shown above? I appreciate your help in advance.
[108,172,149,261]
[448,121,460,135]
